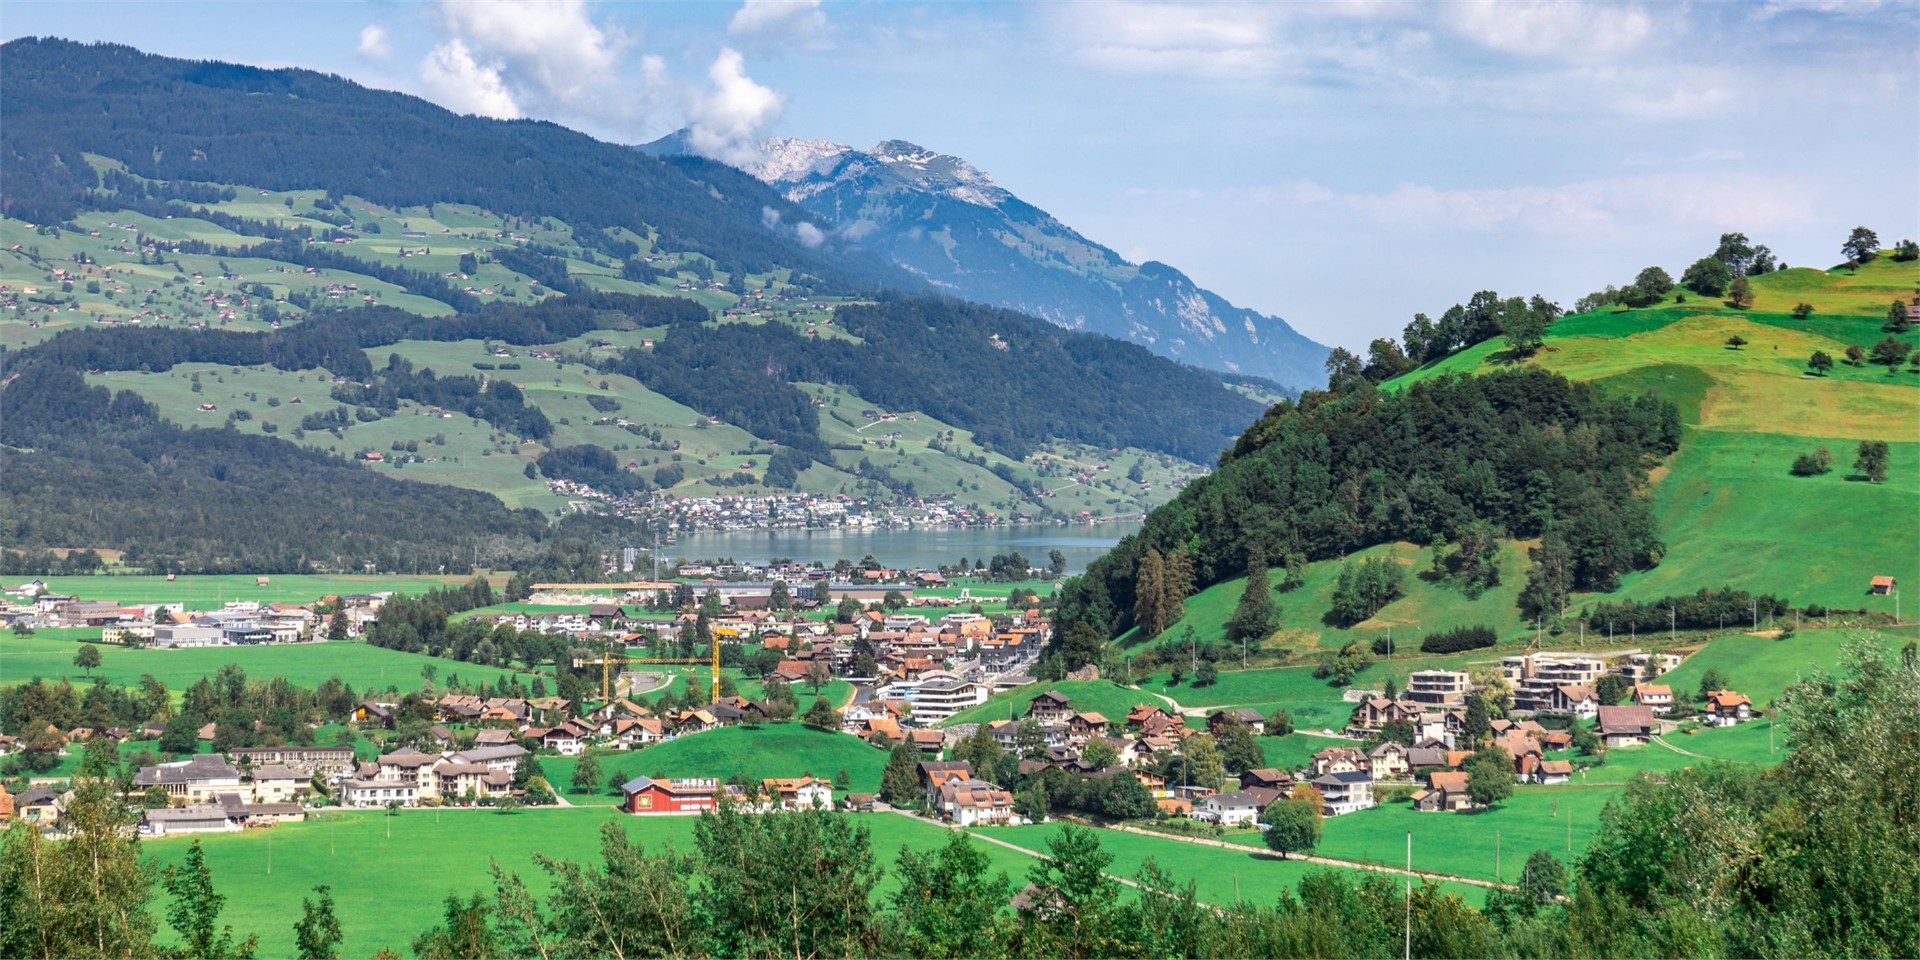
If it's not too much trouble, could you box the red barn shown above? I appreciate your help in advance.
[621,776,723,815]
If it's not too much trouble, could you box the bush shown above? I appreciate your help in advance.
[1790,447,1833,476]
[1420,624,1497,653]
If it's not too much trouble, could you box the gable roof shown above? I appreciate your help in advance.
[1598,704,1656,733]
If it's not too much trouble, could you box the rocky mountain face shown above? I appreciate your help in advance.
[643,132,1329,388]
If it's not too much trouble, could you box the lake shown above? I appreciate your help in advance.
[663,521,1140,574]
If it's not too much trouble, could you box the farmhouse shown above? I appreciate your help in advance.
[1598,705,1656,746]
[1196,789,1272,826]
[761,776,834,811]
[1310,747,1369,777]
[1704,690,1754,726]
[1870,575,1897,595]
[1025,690,1074,723]
[1633,684,1675,715]
[622,776,730,815]
[1412,771,1473,812]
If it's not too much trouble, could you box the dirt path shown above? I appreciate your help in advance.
[1079,819,1511,890]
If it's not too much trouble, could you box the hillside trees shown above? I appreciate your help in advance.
[1854,440,1890,483]
[1842,226,1880,264]
[1400,291,1561,363]
[1328,556,1404,626]
[1224,549,1275,644]
[1682,257,1732,297]
[1058,369,1680,645]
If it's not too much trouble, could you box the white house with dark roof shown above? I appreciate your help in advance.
[1311,771,1376,816]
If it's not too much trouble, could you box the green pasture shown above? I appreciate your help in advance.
[17,573,488,605]
[139,808,1033,958]
[0,635,530,695]
[940,680,1170,728]
[539,724,890,803]
[1656,627,1912,708]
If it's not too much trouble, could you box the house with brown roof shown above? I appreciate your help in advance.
[761,776,834,811]
[1413,770,1473,812]
[1368,741,1413,781]
[1536,759,1573,785]
[1026,690,1074,723]
[938,778,1016,826]
[1704,690,1753,726]
[1206,708,1266,736]
[1239,768,1293,791]
[1310,746,1370,777]
[1598,705,1655,746]
[1066,712,1109,743]
[1549,684,1600,718]
[1633,684,1674,715]
[1870,575,1897,595]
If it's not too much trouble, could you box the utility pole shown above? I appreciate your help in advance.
[1496,829,1501,882]
[1404,831,1412,960]
[1751,598,1758,631]
[1669,607,1676,641]
[267,834,272,875]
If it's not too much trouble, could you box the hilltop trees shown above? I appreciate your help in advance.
[1682,257,1732,297]
[1400,291,1560,363]
[1842,226,1880,264]
[1329,556,1405,626]
[1727,277,1754,309]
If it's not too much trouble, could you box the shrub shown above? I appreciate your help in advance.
[1790,447,1833,476]
[1420,624,1497,653]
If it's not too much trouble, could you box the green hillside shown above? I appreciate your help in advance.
[1068,254,1916,681]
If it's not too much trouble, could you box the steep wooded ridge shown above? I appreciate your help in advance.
[645,132,1331,388]
[0,38,896,290]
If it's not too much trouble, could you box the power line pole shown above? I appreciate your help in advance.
[1404,830,1412,960]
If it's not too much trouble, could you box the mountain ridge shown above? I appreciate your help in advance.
[642,130,1331,387]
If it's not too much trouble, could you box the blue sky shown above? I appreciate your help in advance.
[6,1,1915,349]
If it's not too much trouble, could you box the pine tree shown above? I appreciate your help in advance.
[1132,549,1165,638]
[880,742,920,807]
[1225,549,1275,644]
[1162,546,1195,620]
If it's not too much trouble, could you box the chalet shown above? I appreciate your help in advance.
[1347,697,1421,733]
[622,776,726,815]
[1493,730,1544,780]
[1066,712,1110,743]
[538,720,594,755]
[1549,684,1600,718]
[1536,759,1573,785]
[1412,771,1473,812]
[1310,747,1370,778]
[1026,690,1074,723]
[761,776,834,811]
[353,701,396,728]
[1197,789,1271,826]
[909,729,946,754]
[1240,768,1293,792]
[1408,738,1451,770]
[1125,704,1175,728]
[1598,705,1655,746]
[1704,690,1753,726]
[918,761,974,807]
[842,793,876,812]
[1870,575,1897,595]
[1367,741,1412,781]
[938,778,1016,826]
[1207,708,1266,736]
[1634,684,1675,715]
[1311,771,1376,816]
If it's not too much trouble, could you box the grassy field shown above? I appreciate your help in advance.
[1277,785,1613,885]
[1656,626,1913,707]
[940,680,1172,728]
[0,634,531,694]
[15,573,494,605]
[538,724,892,802]
[991,821,1489,906]
[138,808,1033,958]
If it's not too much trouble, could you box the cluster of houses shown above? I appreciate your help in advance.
[1,580,391,644]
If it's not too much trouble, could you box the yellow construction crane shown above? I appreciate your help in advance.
[574,638,722,705]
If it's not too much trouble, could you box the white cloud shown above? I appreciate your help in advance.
[686,49,786,166]
[357,24,392,60]
[729,0,826,44]
[1445,1,1651,62]
[794,221,826,247]
[419,39,522,119]
[436,0,624,105]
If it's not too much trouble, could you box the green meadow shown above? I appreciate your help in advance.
[539,724,891,803]
[941,679,1172,728]
[16,573,491,605]
[138,808,1032,958]
[0,634,531,694]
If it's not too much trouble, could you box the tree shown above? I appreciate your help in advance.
[1464,745,1516,808]
[802,696,839,730]
[1698,666,1731,702]
[879,742,919,806]
[1727,276,1754,309]
[1854,440,1890,483]
[1260,796,1323,859]
[1887,301,1914,334]
[327,609,350,641]
[522,776,556,806]
[1631,265,1675,300]
[884,831,1011,958]
[1013,719,1048,760]
[1808,350,1834,376]
[1080,738,1120,770]
[1792,302,1815,320]
[1595,674,1631,706]
[160,712,201,754]
[1869,335,1911,368]
[1019,826,1124,957]
[1519,850,1567,904]
[1790,446,1833,476]
[1682,256,1731,296]
[768,579,791,611]
[1268,708,1294,736]
[1214,718,1265,775]
[835,595,863,624]
[804,659,832,695]
[1463,696,1491,744]
[570,752,601,794]
[1724,334,1748,350]
[1194,660,1218,687]
[162,840,259,959]
[294,885,345,960]
[1178,733,1223,790]
[1132,548,1166,639]
[1846,343,1867,365]
[512,753,546,790]
[1225,549,1275,645]
[1048,549,1068,576]
[1842,225,1880,264]
[72,643,101,677]
[1498,304,1551,357]
[882,590,906,611]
